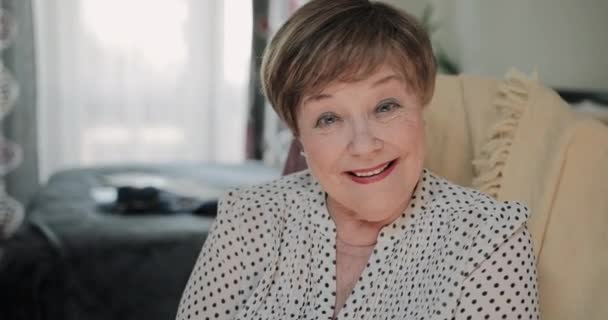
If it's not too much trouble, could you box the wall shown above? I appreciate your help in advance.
[384,0,608,91]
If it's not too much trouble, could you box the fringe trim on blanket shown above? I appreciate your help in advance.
[471,69,538,198]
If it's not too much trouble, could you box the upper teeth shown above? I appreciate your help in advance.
[353,162,390,177]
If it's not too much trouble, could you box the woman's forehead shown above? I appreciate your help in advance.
[306,65,407,98]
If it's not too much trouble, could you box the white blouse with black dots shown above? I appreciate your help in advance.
[176,169,539,320]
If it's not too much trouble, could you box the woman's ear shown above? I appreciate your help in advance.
[295,138,305,157]
[282,138,308,175]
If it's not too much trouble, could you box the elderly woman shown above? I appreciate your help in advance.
[176,0,539,319]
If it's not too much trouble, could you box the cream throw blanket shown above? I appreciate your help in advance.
[424,70,608,320]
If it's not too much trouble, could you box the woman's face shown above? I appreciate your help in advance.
[297,64,425,224]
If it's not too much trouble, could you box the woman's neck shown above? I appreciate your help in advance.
[327,196,391,246]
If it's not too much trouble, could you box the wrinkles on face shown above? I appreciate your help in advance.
[305,105,421,159]
[295,64,426,226]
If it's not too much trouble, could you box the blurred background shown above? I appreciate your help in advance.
[6,0,608,201]
[0,0,606,319]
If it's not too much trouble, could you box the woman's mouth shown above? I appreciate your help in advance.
[346,159,398,184]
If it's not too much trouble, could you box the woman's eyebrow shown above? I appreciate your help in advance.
[303,93,332,106]
[371,74,402,88]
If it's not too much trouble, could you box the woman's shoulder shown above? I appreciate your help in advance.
[424,170,531,269]
[224,169,316,198]
[425,169,529,226]
[217,169,318,216]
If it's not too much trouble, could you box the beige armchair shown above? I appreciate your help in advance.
[283,70,608,320]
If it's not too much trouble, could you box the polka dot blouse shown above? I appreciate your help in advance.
[176,169,539,320]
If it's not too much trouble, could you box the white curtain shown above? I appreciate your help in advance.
[33,0,252,182]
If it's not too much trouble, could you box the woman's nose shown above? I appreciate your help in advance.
[347,120,382,156]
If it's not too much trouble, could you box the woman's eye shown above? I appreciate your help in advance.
[376,102,400,114]
[374,100,405,122]
[315,113,340,128]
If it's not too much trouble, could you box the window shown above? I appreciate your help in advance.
[34,0,252,181]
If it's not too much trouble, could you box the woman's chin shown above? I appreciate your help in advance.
[347,201,404,224]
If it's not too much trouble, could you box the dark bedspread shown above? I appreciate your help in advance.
[0,162,279,320]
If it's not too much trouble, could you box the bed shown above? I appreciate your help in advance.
[0,162,279,320]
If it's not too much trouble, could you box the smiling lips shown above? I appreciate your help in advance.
[347,159,397,184]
